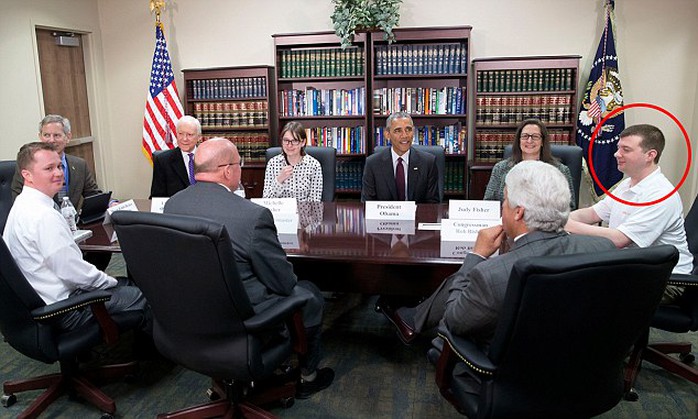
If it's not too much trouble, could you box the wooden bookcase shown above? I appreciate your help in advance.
[182,65,277,198]
[273,31,369,198]
[468,55,581,199]
[370,26,471,198]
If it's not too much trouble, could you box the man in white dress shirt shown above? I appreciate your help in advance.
[3,142,149,331]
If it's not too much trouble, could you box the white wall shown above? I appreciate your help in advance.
[3,0,697,208]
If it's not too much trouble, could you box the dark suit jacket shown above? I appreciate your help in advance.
[164,182,298,312]
[361,147,439,203]
[150,147,191,198]
[440,231,616,346]
[11,153,101,209]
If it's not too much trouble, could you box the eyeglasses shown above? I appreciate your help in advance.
[217,159,244,169]
[282,139,302,145]
[520,133,543,141]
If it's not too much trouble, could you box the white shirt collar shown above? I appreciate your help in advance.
[391,148,410,166]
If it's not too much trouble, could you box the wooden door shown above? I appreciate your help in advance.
[35,29,95,173]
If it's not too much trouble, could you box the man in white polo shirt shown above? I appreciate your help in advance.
[566,124,693,303]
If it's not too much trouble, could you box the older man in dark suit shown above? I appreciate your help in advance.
[381,160,616,346]
[361,111,439,203]
[150,115,201,198]
[11,115,102,208]
[164,137,334,399]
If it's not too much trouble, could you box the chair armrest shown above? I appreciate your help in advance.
[437,326,496,378]
[30,290,112,321]
[669,273,698,287]
[243,286,312,332]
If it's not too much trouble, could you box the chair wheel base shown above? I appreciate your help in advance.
[623,388,639,401]
[680,353,695,364]
[280,396,295,408]
[207,387,221,401]
[1,394,17,408]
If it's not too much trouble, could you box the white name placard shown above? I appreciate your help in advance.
[441,218,501,242]
[150,197,169,214]
[277,233,300,250]
[250,198,297,215]
[365,201,416,220]
[440,240,476,259]
[365,218,416,235]
[250,198,298,234]
[103,199,139,242]
[449,200,500,220]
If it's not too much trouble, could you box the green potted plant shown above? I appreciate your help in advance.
[331,0,403,49]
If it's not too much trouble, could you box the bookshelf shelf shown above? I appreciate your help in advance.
[469,55,581,199]
[273,31,370,196]
[182,65,277,198]
[370,26,471,197]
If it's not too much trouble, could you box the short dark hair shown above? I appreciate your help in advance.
[620,124,665,164]
[17,142,57,171]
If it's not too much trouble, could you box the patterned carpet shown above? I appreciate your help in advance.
[0,255,696,418]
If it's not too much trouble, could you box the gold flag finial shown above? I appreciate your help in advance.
[149,0,165,23]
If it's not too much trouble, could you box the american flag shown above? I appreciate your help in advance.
[142,23,183,163]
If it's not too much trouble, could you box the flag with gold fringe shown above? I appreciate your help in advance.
[577,0,625,196]
[141,20,183,163]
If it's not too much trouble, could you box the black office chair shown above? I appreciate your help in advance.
[503,144,583,209]
[0,238,144,418]
[0,160,15,233]
[433,245,678,418]
[373,145,446,202]
[265,146,337,201]
[111,211,311,418]
[624,197,698,399]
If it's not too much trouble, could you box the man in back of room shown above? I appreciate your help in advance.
[12,115,102,207]
[150,115,201,198]
[361,111,439,203]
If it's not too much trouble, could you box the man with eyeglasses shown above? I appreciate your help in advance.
[361,111,439,203]
[164,138,334,399]
[150,115,202,198]
[566,124,692,303]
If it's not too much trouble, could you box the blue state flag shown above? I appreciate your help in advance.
[577,0,625,196]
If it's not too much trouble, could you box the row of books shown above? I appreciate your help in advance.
[374,43,467,76]
[374,124,467,155]
[475,107,574,125]
[473,130,572,162]
[278,87,366,117]
[335,160,365,192]
[476,68,575,93]
[192,101,268,129]
[373,86,465,116]
[278,47,365,79]
[303,126,366,154]
[444,160,466,194]
[187,77,267,100]
[201,133,269,163]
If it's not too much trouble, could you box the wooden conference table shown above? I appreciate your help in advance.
[80,200,464,296]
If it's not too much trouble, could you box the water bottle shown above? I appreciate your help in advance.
[60,197,78,232]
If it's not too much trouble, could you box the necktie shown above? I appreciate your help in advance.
[188,153,196,185]
[395,157,405,201]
